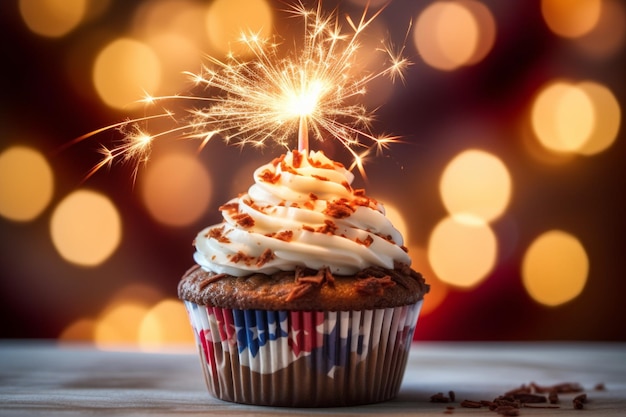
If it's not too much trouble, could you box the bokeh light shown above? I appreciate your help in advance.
[141,152,212,227]
[575,0,626,59]
[427,215,497,288]
[408,246,448,316]
[541,0,601,38]
[95,301,150,348]
[0,146,54,222]
[50,189,122,266]
[93,38,162,109]
[414,0,496,71]
[440,149,512,223]
[381,202,409,245]
[59,317,96,342]
[576,81,621,155]
[138,299,194,351]
[205,0,273,56]
[531,80,621,155]
[522,230,589,307]
[19,0,87,38]
[133,0,208,95]
[531,81,592,153]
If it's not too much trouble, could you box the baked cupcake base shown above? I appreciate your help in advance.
[184,301,423,407]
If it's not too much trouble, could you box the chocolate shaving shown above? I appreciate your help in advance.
[430,392,451,403]
[355,275,395,296]
[273,230,294,242]
[207,226,230,243]
[573,393,587,409]
[229,251,254,265]
[315,219,337,235]
[460,400,482,408]
[312,174,329,181]
[255,249,275,267]
[324,199,355,219]
[285,283,314,302]
[286,267,335,302]
[280,161,298,174]
[292,149,303,167]
[198,273,228,289]
[271,155,285,166]
[218,202,238,213]
[308,157,336,169]
[259,169,281,184]
[436,382,591,415]
[548,390,559,404]
[448,391,456,402]
[495,406,519,416]
[232,212,255,228]
[355,234,374,247]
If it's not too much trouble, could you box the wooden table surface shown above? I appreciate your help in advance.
[1,341,624,416]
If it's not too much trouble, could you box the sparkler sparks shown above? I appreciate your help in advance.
[77,1,411,177]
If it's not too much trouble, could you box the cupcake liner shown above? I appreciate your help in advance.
[184,301,423,407]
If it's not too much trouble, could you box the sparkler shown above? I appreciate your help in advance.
[76,1,410,177]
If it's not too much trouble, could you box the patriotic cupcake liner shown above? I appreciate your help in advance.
[184,301,423,407]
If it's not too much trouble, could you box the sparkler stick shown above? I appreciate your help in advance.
[75,1,410,176]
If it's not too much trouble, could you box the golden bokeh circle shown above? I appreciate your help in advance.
[522,230,589,307]
[0,146,54,222]
[50,189,122,266]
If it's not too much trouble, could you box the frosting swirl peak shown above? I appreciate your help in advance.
[193,150,410,276]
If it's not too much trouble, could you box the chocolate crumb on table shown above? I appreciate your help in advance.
[438,381,596,414]
[430,392,452,403]
[573,393,587,409]
[449,390,456,402]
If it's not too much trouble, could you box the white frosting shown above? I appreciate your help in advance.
[193,150,410,276]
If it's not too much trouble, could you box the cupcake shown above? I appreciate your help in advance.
[178,149,429,407]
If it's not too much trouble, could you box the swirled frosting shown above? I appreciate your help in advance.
[193,150,410,276]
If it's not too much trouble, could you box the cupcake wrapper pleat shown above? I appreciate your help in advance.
[184,301,423,407]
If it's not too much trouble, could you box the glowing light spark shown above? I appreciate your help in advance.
[77,1,410,176]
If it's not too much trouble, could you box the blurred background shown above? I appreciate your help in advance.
[0,0,624,349]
